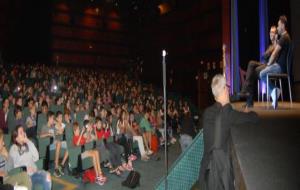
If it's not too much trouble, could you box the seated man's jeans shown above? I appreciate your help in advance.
[259,63,282,95]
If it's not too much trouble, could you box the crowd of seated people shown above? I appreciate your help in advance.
[0,63,198,188]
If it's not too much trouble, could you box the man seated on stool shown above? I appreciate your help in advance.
[259,15,291,109]
[239,26,278,107]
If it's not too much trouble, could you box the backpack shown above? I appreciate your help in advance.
[82,168,96,183]
[122,170,141,188]
[151,134,159,153]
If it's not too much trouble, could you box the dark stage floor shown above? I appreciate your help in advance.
[231,101,300,190]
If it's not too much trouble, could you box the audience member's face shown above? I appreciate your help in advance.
[30,106,36,115]
[42,106,48,114]
[64,114,70,123]
[56,114,63,123]
[16,98,22,106]
[3,99,9,109]
[129,114,134,122]
[48,116,54,125]
[16,110,22,119]
[96,121,102,129]
[17,127,26,144]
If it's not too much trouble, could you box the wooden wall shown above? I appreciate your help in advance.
[51,1,132,68]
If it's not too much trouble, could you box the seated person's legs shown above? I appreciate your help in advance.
[241,60,262,93]
[259,64,282,108]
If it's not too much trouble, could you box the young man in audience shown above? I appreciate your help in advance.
[39,111,67,177]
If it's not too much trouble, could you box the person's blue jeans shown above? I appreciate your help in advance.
[259,63,282,95]
[31,170,51,190]
[179,134,193,152]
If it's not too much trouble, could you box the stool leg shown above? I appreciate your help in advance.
[279,79,283,102]
[288,76,293,106]
[257,80,260,102]
[267,75,269,107]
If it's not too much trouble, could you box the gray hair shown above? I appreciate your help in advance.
[211,74,226,98]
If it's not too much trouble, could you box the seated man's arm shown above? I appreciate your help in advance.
[267,44,282,66]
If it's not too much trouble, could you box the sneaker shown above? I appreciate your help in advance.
[95,175,107,186]
[170,137,177,144]
[104,162,111,168]
[271,88,280,109]
[58,165,65,175]
[54,168,61,177]
[146,150,153,155]
[128,154,137,161]
[141,155,150,161]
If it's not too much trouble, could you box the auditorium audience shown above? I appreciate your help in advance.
[0,61,196,186]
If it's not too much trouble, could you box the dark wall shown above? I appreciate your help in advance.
[290,0,300,100]
[134,0,223,103]
[51,1,132,68]
[0,0,51,64]
[238,0,259,70]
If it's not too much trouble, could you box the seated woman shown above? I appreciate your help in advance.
[54,111,69,172]
[0,129,31,190]
[116,111,134,169]
[72,121,107,186]
[9,125,52,190]
[94,117,126,176]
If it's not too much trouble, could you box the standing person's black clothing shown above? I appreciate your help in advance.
[199,103,259,190]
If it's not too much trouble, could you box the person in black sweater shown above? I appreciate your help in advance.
[199,74,259,190]
[179,106,196,152]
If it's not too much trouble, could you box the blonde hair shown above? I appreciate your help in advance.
[211,74,226,98]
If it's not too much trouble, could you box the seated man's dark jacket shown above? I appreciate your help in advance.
[199,102,259,190]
